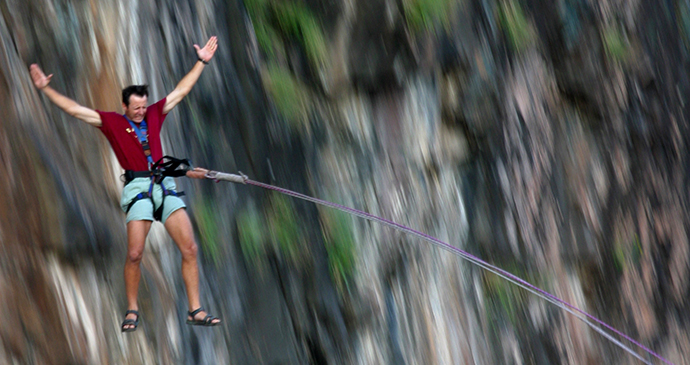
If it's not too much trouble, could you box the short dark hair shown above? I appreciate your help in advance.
[122,85,149,106]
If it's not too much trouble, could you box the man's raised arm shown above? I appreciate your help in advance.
[30,64,102,127]
[162,36,218,115]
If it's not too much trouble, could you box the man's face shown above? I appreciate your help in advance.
[123,94,148,123]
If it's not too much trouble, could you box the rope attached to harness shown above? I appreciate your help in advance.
[209,171,672,365]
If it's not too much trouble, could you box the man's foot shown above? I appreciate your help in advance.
[121,310,140,332]
[186,307,221,326]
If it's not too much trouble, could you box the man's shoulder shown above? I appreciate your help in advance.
[97,111,125,121]
[96,111,125,130]
[97,110,122,116]
[148,98,167,113]
[147,98,168,121]
[150,98,166,107]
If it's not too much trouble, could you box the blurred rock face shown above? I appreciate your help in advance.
[1,0,690,364]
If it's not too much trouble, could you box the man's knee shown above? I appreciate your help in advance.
[127,249,144,264]
[180,241,198,261]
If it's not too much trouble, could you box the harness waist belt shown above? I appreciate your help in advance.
[124,170,152,184]
[122,156,194,221]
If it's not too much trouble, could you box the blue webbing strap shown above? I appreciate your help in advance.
[125,116,155,167]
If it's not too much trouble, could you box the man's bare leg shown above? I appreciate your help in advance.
[123,219,152,330]
[164,208,221,324]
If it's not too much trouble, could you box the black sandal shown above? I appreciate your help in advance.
[121,309,140,332]
[186,307,220,326]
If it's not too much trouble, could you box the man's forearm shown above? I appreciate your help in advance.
[39,86,102,126]
[175,61,206,96]
[41,86,81,115]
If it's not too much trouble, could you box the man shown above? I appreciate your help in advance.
[30,36,221,332]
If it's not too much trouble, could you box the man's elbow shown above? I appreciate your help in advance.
[65,106,81,117]
[176,86,193,98]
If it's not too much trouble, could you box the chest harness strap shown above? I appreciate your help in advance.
[123,117,192,221]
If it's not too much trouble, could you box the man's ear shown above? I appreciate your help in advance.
[122,103,127,111]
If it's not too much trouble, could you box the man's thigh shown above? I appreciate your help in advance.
[164,208,195,248]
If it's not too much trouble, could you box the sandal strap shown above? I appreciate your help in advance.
[188,307,204,317]
[125,309,139,316]
[122,319,138,325]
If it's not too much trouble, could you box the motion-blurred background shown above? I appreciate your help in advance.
[1,0,689,363]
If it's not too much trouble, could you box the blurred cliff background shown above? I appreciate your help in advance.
[1,0,690,363]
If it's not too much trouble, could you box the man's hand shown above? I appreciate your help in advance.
[163,36,219,114]
[186,167,209,179]
[30,64,53,89]
[194,36,218,63]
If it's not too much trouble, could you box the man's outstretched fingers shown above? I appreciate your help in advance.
[194,36,218,63]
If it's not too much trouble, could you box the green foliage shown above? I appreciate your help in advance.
[256,21,283,60]
[244,0,327,66]
[244,0,269,18]
[237,195,306,268]
[245,0,277,57]
[322,210,357,291]
[482,266,545,327]
[237,205,267,268]
[613,234,642,273]
[267,194,306,265]
[244,1,322,124]
[498,0,534,52]
[265,64,308,125]
[195,199,221,266]
[482,271,525,326]
[272,2,327,66]
[404,0,454,32]
[602,26,630,62]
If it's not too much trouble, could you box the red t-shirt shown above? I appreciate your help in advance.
[97,98,167,171]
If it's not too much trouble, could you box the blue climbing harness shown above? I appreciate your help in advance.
[123,116,192,221]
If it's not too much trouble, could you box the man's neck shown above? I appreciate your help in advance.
[124,115,145,124]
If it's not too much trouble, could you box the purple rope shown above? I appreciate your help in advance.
[245,179,673,365]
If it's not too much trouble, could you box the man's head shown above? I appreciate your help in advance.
[122,85,149,123]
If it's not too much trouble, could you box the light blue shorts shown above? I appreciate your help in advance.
[120,177,186,224]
